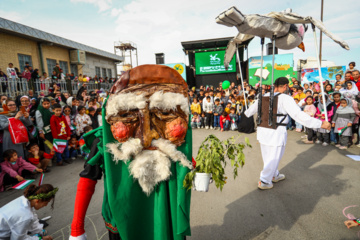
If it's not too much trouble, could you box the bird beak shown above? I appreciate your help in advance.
[298,42,305,52]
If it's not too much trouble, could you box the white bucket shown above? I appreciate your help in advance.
[194,173,211,192]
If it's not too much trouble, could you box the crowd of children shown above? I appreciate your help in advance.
[0,85,106,191]
[190,61,360,150]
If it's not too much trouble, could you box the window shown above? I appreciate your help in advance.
[70,64,78,76]
[18,54,33,72]
[46,58,57,76]
[59,61,69,74]
[107,69,112,78]
[95,67,101,77]
[102,68,107,78]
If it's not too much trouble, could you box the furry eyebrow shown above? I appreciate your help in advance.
[106,93,147,119]
[149,92,189,115]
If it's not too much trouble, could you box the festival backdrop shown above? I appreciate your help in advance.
[248,53,297,86]
[163,63,187,81]
[301,66,346,86]
[195,50,236,75]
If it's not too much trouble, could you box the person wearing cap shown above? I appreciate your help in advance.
[245,77,331,190]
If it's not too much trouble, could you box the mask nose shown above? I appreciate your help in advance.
[140,107,159,148]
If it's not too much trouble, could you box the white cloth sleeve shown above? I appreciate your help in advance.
[281,95,322,129]
[244,99,258,118]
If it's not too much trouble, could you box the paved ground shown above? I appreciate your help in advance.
[1,129,360,240]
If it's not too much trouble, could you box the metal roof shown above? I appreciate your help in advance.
[0,17,123,62]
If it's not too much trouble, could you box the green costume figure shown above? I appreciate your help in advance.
[69,65,193,240]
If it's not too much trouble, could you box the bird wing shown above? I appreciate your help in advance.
[224,33,254,69]
[268,11,350,50]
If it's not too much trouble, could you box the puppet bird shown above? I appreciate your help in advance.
[216,7,350,68]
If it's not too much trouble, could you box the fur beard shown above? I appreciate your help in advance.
[106,138,192,196]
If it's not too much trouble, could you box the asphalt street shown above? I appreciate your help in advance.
[1,129,360,240]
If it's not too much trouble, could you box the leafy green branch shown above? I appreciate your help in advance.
[183,134,252,191]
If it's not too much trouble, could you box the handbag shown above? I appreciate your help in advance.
[8,117,29,144]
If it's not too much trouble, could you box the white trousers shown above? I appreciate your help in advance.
[260,144,285,184]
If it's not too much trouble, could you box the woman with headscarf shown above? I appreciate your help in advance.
[332,97,356,149]
[0,99,33,159]
[314,94,335,146]
[340,81,359,96]
[19,95,31,112]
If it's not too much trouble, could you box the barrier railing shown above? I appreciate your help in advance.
[0,77,112,98]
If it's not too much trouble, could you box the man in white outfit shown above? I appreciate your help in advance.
[245,77,331,189]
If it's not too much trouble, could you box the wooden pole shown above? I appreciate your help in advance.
[319,0,324,62]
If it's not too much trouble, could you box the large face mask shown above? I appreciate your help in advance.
[106,65,189,148]
[105,65,192,195]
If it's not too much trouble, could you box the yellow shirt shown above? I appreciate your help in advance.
[225,107,230,114]
[191,103,201,114]
[293,92,306,101]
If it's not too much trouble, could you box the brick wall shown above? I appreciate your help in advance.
[0,32,40,72]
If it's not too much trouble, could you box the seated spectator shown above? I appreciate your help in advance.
[75,106,92,136]
[191,112,201,129]
[0,149,42,192]
[0,100,33,159]
[50,104,71,166]
[340,81,359,95]
[69,135,80,160]
[220,111,230,132]
[26,143,53,172]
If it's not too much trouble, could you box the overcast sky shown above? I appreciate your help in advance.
[1,0,358,70]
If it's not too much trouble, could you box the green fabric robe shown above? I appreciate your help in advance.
[84,99,192,240]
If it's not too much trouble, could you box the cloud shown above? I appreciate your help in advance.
[0,10,25,22]
[70,0,112,12]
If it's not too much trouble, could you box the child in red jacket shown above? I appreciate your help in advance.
[220,111,230,132]
[50,104,71,166]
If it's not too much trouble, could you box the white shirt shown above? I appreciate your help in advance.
[0,196,43,239]
[245,93,322,146]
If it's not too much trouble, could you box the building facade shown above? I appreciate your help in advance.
[0,18,123,78]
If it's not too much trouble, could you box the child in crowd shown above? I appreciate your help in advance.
[303,96,317,144]
[191,98,201,115]
[0,149,42,191]
[294,87,306,101]
[88,107,99,129]
[200,112,206,129]
[220,111,230,132]
[224,102,231,114]
[36,98,53,154]
[191,112,201,129]
[75,106,92,136]
[229,107,238,131]
[69,135,80,160]
[50,104,71,166]
[346,61,357,74]
[27,143,54,172]
[332,98,356,149]
[213,98,223,130]
[294,99,303,132]
[315,94,334,146]
[333,92,342,109]
[198,98,204,113]
[63,105,76,134]
[96,108,103,127]
[203,96,214,129]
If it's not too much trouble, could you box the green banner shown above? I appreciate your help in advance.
[195,50,236,75]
